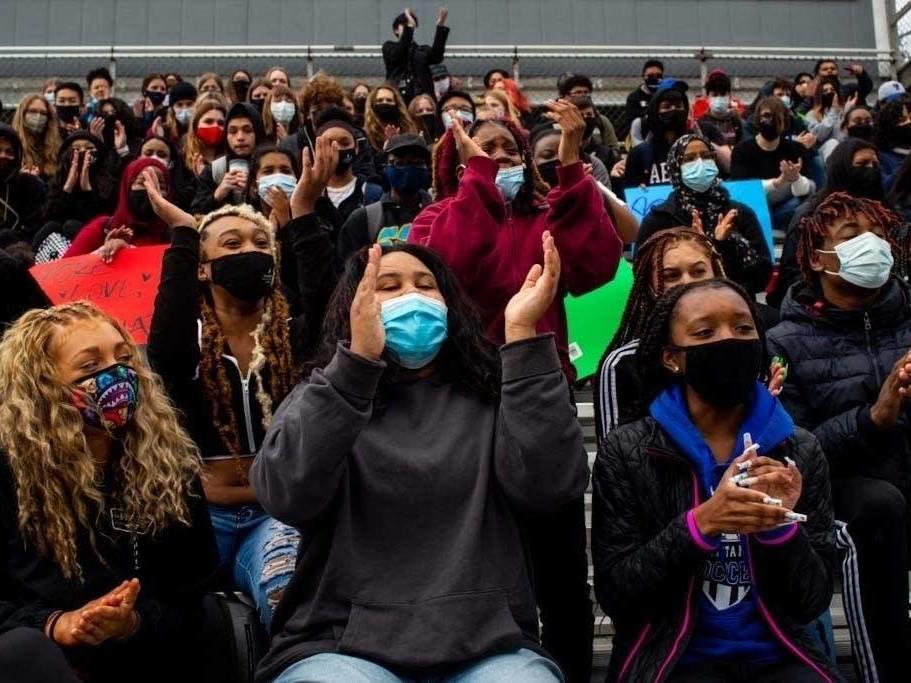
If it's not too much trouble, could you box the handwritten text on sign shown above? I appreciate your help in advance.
[30,246,168,345]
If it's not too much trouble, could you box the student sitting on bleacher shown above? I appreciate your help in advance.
[767,193,911,681]
[638,133,772,295]
[0,303,218,683]
[593,279,838,683]
[250,237,588,683]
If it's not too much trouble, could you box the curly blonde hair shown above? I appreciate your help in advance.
[196,205,297,452]
[363,85,419,152]
[0,303,202,581]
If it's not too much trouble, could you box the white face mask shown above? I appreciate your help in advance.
[271,101,296,125]
[174,107,193,126]
[817,232,894,289]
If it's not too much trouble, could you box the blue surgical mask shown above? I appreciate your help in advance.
[708,95,730,115]
[257,173,298,203]
[441,110,474,130]
[384,164,431,195]
[817,231,894,289]
[779,95,792,109]
[680,158,719,193]
[495,165,525,202]
[381,292,448,369]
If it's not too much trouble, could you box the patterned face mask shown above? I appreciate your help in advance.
[71,363,140,436]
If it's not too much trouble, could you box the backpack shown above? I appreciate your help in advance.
[365,201,385,243]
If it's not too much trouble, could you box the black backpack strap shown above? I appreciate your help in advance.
[366,201,385,242]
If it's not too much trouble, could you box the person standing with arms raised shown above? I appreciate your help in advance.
[383,7,450,104]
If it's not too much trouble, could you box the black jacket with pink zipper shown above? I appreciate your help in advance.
[591,416,839,682]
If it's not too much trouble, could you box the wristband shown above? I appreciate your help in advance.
[45,610,64,642]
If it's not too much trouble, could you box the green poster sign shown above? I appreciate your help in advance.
[565,258,634,380]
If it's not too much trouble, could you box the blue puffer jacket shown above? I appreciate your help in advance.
[767,277,911,490]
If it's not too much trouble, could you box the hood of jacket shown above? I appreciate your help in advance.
[0,124,23,183]
[650,382,794,496]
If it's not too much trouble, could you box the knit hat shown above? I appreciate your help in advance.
[169,81,198,105]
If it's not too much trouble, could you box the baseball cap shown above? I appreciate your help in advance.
[384,133,430,160]
[878,80,906,103]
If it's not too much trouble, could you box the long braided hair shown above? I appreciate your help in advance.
[796,192,901,286]
[606,228,725,355]
[432,118,549,208]
[636,279,766,408]
[196,204,297,454]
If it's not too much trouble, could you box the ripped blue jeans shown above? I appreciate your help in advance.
[209,504,300,629]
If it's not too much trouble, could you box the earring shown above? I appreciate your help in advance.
[671,365,680,373]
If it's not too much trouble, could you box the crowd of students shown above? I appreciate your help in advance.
[1,8,911,683]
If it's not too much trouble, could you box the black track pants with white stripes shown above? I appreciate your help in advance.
[832,476,911,683]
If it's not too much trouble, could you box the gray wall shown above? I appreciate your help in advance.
[0,0,878,49]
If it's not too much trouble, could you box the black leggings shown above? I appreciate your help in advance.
[832,476,911,683]
[0,628,80,683]
[525,496,594,683]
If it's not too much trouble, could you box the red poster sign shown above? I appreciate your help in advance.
[30,246,168,345]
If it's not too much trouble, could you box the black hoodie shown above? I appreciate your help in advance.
[191,103,265,214]
[0,125,47,240]
[43,131,119,231]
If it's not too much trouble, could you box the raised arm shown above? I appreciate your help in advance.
[251,245,387,527]
[541,99,622,295]
[494,233,588,512]
[429,8,450,64]
[145,169,202,384]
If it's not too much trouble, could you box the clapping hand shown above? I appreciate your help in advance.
[542,99,585,166]
[349,245,385,361]
[504,231,561,343]
[143,168,196,228]
[291,135,338,218]
[449,115,486,166]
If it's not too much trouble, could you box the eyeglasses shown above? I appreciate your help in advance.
[442,105,473,115]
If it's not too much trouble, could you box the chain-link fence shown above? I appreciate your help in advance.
[0,45,895,131]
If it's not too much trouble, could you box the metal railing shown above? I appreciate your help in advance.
[0,44,896,83]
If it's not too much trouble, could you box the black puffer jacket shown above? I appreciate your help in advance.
[592,417,838,683]
[767,278,911,491]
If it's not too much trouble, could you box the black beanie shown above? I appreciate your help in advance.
[169,81,197,104]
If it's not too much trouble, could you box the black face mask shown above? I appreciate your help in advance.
[373,103,400,125]
[847,124,874,141]
[658,110,687,133]
[673,338,763,407]
[209,252,275,302]
[353,95,368,114]
[537,159,560,187]
[645,75,662,91]
[821,92,836,108]
[127,189,157,223]
[849,166,883,198]
[758,121,779,141]
[335,148,355,176]
[232,80,250,101]
[893,124,911,148]
[251,98,265,114]
[56,105,80,123]
[583,117,598,140]
[145,91,166,106]
[419,113,438,137]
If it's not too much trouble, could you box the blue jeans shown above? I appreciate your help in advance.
[209,504,300,629]
[272,649,563,683]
